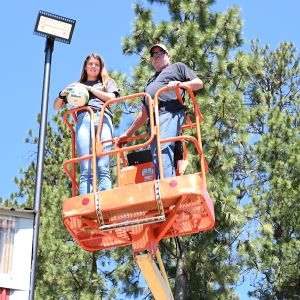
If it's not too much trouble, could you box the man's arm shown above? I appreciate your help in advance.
[119,106,148,140]
[167,77,203,91]
[184,77,203,91]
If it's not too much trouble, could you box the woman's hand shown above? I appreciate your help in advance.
[81,84,94,93]
[54,82,76,110]
[60,82,77,96]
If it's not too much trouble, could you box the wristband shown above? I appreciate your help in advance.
[58,91,67,103]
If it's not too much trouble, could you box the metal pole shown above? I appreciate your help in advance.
[29,37,54,300]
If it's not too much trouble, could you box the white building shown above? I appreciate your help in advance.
[0,207,34,300]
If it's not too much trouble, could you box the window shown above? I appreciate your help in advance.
[0,215,16,275]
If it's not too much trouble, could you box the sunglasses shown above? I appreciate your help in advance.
[150,50,166,58]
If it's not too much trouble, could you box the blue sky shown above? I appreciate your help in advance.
[2,0,299,202]
[0,0,298,298]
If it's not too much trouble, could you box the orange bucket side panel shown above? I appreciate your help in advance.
[63,174,215,252]
[120,162,155,186]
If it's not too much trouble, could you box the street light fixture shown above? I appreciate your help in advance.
[30,11,76,300]
[34,10,75,44]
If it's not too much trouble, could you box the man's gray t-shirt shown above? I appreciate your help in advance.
[143,62,198,114]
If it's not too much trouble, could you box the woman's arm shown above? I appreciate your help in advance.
[53,96,66,110]
[53,83,76,110]
[83,85,116,102]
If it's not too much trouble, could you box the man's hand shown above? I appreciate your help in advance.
[116,132,129,147]
[177,159,188,175]
[167,81,181,88]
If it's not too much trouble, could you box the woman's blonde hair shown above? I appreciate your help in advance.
[79,53,110,91]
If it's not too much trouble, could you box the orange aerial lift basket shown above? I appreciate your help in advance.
[62,85,215,256]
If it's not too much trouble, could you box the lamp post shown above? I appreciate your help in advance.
[30,11,75,300]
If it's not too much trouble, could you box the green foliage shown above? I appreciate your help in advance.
[2,1,299,299]
[122,0,251,299]
[241,42,300,299]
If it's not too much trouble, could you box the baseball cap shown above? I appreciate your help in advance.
[149,43,169,55]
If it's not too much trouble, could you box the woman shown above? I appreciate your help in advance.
[54,53,119,194]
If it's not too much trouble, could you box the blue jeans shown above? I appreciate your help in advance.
[151,110,186,179]
[76,111,113,194]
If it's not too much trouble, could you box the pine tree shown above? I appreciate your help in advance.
[122,0,252,298]
[241,41,300,299]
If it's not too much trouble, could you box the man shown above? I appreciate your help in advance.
[119,43,203,178]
